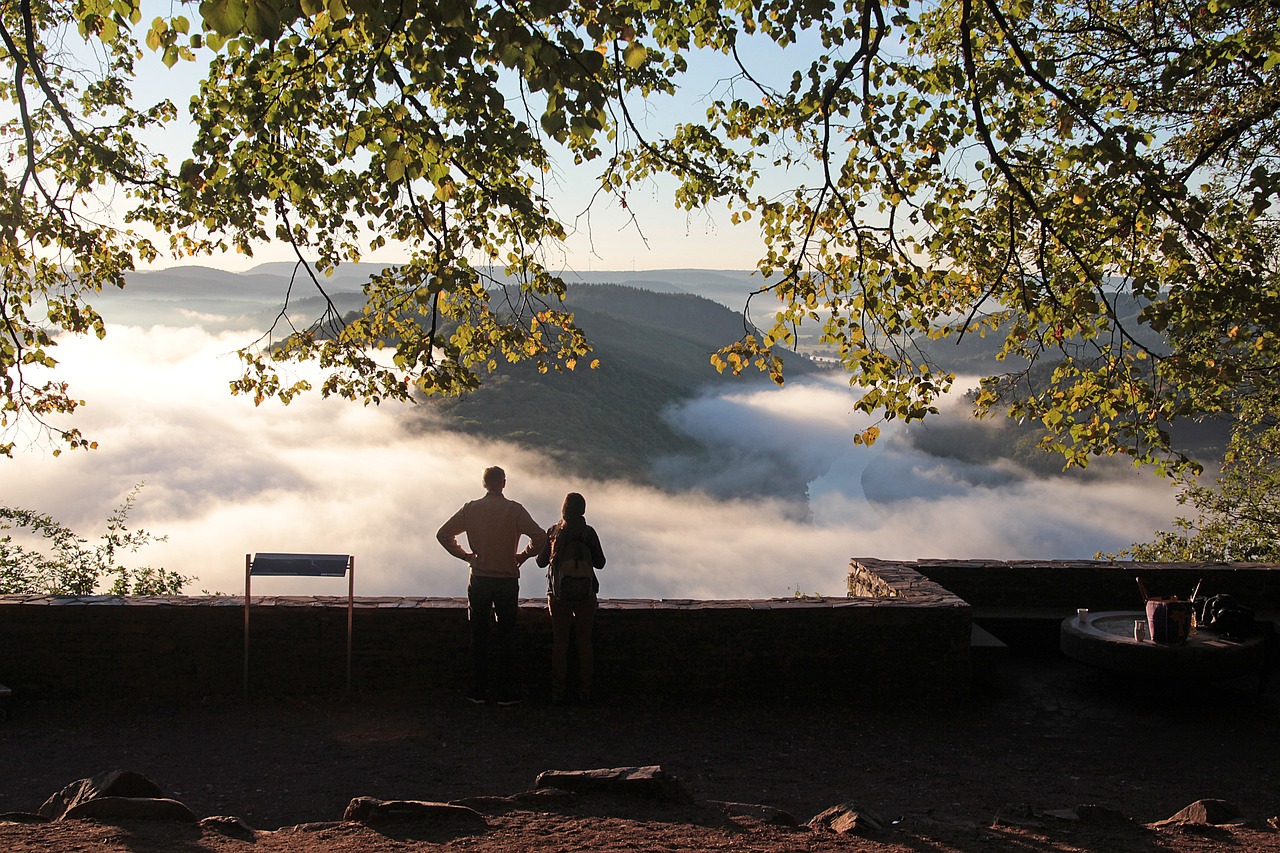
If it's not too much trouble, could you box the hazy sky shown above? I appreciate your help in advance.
[116,3,811,274]
[4,318,1181,600]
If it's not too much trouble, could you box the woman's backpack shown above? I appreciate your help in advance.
[551,534,594,602]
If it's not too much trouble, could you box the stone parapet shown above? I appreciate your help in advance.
[848,558,1280,651]
[847,559,969,604]
[850,558,1280,619]
[0,583,971,704]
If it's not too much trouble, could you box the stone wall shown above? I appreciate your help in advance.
[0,571,973,704]
[851,558,1280,619]
[849,557,1280,650]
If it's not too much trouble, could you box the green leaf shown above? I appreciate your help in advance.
[243,0,283,39]
[199,0,247,36]
[622,42,647,69]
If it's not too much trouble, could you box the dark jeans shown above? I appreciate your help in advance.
[549,595,597,698]
[467,574,520,700]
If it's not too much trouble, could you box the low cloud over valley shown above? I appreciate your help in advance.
[5,312,1180,600]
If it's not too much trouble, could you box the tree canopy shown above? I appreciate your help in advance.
[1,0,1277,482]
[1107,420,1280,561]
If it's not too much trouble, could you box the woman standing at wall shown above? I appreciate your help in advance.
[536,492,606,704]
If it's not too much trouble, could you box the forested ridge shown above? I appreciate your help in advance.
[417,282,821,485]
[112,267,1223,490]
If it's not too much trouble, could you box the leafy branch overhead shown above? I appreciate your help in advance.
[0,0,1276,483]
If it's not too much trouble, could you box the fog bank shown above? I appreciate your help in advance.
[4,324,1180,599]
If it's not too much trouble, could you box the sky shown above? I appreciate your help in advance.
[114,1,813,274]
[2,308,1182,601]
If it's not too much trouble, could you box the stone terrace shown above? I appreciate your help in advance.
[851,557,1280,649]
[4,558,1274,705]
[0,567,969,704]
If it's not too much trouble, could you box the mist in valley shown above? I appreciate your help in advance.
[3,269,1181,600]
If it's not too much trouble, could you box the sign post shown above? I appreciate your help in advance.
[244,553,355,698]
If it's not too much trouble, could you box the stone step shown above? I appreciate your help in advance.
[970,623,1008,650]
[970,623,1008,687]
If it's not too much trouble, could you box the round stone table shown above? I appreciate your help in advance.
[1060,610,1265,683]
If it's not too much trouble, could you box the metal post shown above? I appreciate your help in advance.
[243,553,252,699]
[242,552,353,699]
[346,556,354,695]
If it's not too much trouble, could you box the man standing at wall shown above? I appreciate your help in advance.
[437,466,547,706]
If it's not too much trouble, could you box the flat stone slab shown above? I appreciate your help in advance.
[199,815,259,839]
[343,797,487,829]
[709,800,799,826]
[809,802,886,834]
[534,766,694,804]
[63,796,197,823]
[1151,799,1246,828]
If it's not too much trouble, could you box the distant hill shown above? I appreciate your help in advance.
[913,289,1169,376]
[96,265,368,332]
[109,266,819,490]
[906,291,1224,470]
[106,265,764,329]
[555,268,772,312]
[123,264,765,306]
[107,264,1222,482]
[414,283,822,487]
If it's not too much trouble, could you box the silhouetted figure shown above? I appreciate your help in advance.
[536,492,606,703]
[437,466,546,705]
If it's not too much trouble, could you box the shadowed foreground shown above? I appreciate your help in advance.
[2,653,1278,851]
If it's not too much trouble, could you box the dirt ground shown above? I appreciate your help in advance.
[2,651,1279,852]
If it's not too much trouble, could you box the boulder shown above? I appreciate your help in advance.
[533,766,694,805]
[38,770,167,821]
[199,815,259,840]
[1151,799,1246,828]
[710,800,800,826]
[63,796,197,823]
[809,802,886,834]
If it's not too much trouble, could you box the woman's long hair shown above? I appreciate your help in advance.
[552,492,588,562]
[561,492,586,520]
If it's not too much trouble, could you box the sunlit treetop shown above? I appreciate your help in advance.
[1,0,1276,476]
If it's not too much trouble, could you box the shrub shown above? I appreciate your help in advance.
[0,484,190,595]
